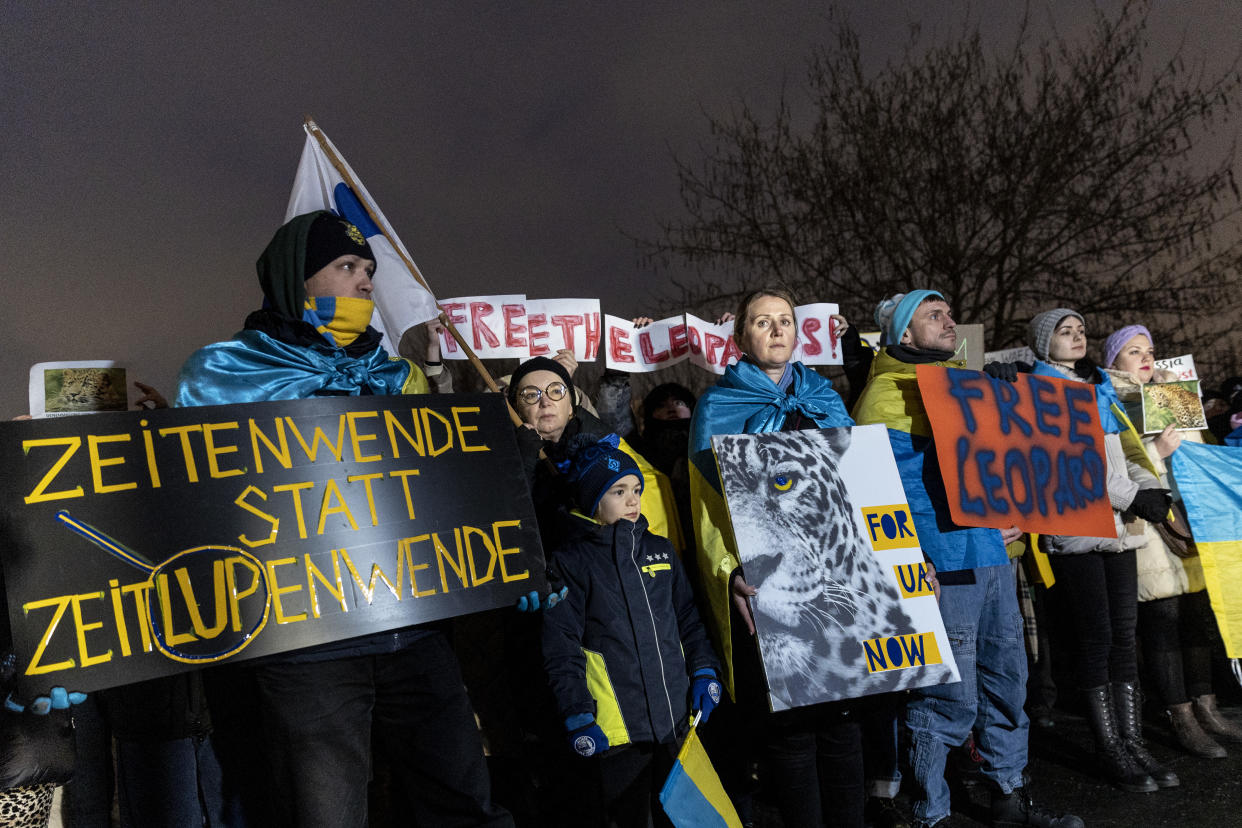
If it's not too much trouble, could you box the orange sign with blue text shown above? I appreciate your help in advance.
[916,366,1115,538]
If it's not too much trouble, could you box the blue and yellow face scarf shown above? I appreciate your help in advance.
[303,296,374,347]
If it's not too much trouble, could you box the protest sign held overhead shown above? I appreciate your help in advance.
[605,302,843,373]
[711,425,958,711]
[434,297,845,372]
[437,295,536,360]
[523,298,603,361]
[437,296,602,362]
[0,394,544,696]
[1154,353,1198,381]
[916,365,1115,537]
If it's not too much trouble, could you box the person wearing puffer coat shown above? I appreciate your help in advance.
[1025,309,1176,795]
[1103,324,1242,759]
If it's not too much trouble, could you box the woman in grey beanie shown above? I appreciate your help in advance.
[1025,308,1177,794]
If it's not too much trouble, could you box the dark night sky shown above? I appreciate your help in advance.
[3,1,1236,412]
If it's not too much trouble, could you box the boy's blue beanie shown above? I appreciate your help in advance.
[566,434,643,517]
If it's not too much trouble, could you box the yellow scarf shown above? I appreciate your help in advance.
[304,296,374,347]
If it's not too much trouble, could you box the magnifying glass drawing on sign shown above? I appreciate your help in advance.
[55,510,272,664]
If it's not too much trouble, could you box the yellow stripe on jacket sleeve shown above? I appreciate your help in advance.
[583,648,631,747]
[1191,540,1242,658]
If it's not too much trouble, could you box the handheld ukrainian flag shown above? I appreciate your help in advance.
[659,716,742,828]
[1170,441,1242,657]
[286,120,441,357]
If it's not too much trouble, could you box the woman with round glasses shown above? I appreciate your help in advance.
[508,356,682,552]
[495,356,686,820]
[688,288,862,828]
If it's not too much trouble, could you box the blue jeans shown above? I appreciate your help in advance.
[906,564,1029,826]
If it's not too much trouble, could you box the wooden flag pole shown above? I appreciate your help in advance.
[303,117,523,427]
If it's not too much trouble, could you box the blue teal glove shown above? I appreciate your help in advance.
[690,669,722,724]
[5,686,88,715]
[565,713,609,757]
[515,586,569,612]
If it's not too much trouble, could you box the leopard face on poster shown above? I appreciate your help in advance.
[711,424,959,711]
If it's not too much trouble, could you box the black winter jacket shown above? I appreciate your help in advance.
[542,513,720,747]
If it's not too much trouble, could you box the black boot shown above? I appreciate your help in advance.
[1083,685,1157,792]
[1193,694,1242,743]
[990,786,1084,828]
[1113,682,1179,788]
[1168,702,1227,759]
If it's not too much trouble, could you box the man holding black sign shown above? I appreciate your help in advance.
[176,212,512,827]
[853,291,1080,828]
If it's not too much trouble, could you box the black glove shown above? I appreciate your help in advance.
[1129,488,1172,523]
[0,654,81,789]
[513,425,544,483]
[982,361,1019,383]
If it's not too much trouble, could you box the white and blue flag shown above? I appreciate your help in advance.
[285,122,441,357]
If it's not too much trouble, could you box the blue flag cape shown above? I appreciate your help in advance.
[1030,360,1125,434]
[175,329,420,407]
[851,349,1007,574]
[688,359,852,695]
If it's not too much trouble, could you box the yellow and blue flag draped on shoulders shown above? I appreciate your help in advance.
[659,722,742,828]
[852,350,1007,574]
[689,359,852,696]
[1030,360,1127,435]
[175,330,424,407]
[617,436,684,552]
[1170,441,1242,657]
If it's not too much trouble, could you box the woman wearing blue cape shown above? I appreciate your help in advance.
[687,288,863,828]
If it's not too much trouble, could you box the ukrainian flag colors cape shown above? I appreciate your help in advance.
[1030,360,1126,435]
[175,329,425,407]
[1170,441,1242,657]
[621,435,684,552]
[852,350,1006,574]
[689,359,852,695]
[659,723,742,828]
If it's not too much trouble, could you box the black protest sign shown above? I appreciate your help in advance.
[0,393,544,695]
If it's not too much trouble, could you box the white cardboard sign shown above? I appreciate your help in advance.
[712,424,960,711]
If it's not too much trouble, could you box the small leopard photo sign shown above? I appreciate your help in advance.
[711,424,960,711]
[1140,380,1207,434]
[29,361,136,418]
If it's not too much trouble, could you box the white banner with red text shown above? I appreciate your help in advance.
[436,296,843,373]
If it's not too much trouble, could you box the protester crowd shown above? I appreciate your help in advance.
[5,212,1242,828]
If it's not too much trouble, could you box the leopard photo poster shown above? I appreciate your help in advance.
[1140,379,1207,433]
[712,424,959,712]
[29,360,134,418]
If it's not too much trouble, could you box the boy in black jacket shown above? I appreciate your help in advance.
[542,435,723,827]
